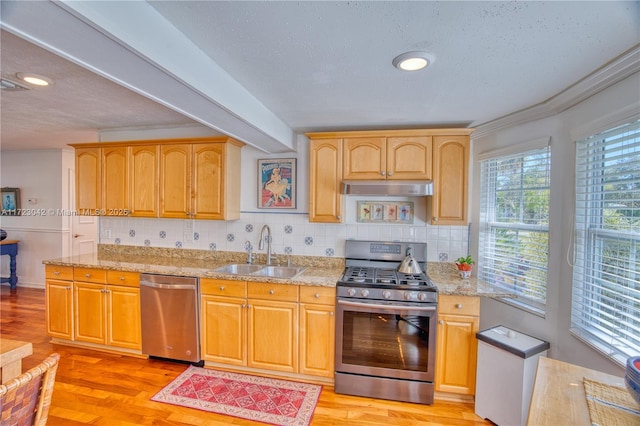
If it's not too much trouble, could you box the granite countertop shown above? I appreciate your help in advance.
[43,245,513,297]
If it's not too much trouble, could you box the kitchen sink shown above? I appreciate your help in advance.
[250,266,307,279]
[213,264,307,279]
[213,264,265,275]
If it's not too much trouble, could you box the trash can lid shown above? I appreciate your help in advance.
[476,325,550,358]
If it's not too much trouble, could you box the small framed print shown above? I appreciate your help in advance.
[357,201,413,224]
[258,158,296,209]
[1,187,20,215]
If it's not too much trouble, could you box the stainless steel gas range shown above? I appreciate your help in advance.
[335,240,438,405]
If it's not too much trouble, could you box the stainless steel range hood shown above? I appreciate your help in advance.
[341,180,433,196]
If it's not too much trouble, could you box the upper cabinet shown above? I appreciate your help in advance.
[343,135,432,180]
[307,129,472,224]
[71,137,244,220]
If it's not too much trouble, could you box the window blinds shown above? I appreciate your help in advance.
[479,145,551,312]
[571,120,640,364]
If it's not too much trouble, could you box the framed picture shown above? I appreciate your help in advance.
[1,187,20,215]
[357,201,414,224]
[258,158,296,209]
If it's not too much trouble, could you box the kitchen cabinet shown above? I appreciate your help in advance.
[70,137,243,219]
[299,286,335,378]
[247,282,298,373]
[45,266,74,340]
[308,138,343,223]
[429,135,470,225]
[435,294,479,398]
[75,147,101,213]
[73,268,141,350]
[129,145,159,217]
[343,135,432,180]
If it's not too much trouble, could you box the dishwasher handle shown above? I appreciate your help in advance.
[140,281,197,290]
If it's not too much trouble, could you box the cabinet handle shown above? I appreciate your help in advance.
[85,273,91,278]
[241,304,246,308]
[439,320,444,325]
[433,217,438,222]
[247,304,252,308]
[381,171,386,176]
[455,304,463,309]
[387,171,393,176]
[54,271,60,276]
[330,311,334,316]
[65,286,71,290]
[269,290,275,295]
[219,286,225,291]
[120,276,125,281]
[314,293,320,298]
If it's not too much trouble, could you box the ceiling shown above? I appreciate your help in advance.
[1,1,639,153]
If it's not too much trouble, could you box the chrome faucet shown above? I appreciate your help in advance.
[258,224,273,265]
[245,240,254,264]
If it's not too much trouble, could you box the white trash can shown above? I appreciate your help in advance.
[474,325,550,426]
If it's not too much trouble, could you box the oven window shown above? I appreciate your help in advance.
[341,311,431,372]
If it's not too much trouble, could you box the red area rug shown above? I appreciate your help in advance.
[151,366,322,426]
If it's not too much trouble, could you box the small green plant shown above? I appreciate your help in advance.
[455,255,475,271]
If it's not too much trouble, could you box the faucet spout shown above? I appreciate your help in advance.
[259,225,272,265]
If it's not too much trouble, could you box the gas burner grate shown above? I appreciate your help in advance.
[374,269,398,285]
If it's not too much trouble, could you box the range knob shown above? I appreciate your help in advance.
[404,291,417,301]
[417,292,429,301]
[347,288,357,297]
[382,290,392,299]
[360,289,370,297]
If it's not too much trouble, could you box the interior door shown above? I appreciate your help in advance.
[69,167,98,256]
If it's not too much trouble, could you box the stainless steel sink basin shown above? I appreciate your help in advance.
[213,264,265,275]
[251,266,307,279]
[213,264,307,279]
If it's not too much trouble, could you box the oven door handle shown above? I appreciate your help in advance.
[337,299,437,312]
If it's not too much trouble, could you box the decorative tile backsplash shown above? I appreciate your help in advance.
[99,213,469,261]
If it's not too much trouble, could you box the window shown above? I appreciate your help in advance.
[571,120,640,365]
[478,142,551,314]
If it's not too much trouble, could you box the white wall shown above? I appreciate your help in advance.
[470,72,640,375]
[0,149,75,288]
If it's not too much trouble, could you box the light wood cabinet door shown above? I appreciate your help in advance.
[299,303,335,378]
[201,295,246,366]
[435,311,479,396]
[107,285,141,350]
[102,146,129,213]
[75,147,101,213]
[160,144,191,218]
[45,279,73,340]
[343,137,386,180]
[248,299,298,373]
[387,136,432,180]
[74,281,107,345]
[431,135,469,225]
[129,145,159,217]
[309,138,343,223]
[192,143,224,219]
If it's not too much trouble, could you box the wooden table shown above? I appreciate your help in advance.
[0,239,19,289]
[0,338,33,384]
[527,356,625,425]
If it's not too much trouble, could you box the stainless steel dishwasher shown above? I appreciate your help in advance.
[140,273,201,364]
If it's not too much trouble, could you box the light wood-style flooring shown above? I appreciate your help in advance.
[1,287,490,425]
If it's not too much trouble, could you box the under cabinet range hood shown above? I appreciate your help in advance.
[341,180,433,196]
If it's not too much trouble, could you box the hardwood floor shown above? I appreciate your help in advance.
[1,287,490,425]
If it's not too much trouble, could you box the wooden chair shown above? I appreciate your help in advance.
[0,353,60,425]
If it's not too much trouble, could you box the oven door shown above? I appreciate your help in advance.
[335,298,437,382]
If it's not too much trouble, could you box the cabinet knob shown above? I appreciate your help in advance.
[455,303,463,309]
[330,311,334,316]
[247,304,252,308]
[381,171,386,176]
[439,320,444,325]
[314,293,320,298]
[241,304,246,308]
[433,217,438,221]
[65,286,71,290]
[85,273,91,278]
[269,290,275,295]
[219,286,225,291]
[387,171,393,176]
[54,271,60,276]
[120,276,125,281]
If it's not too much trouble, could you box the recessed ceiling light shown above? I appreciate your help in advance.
[392,51,435,71]
[16,72,53,87]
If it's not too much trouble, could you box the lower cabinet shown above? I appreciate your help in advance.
[45,265,74,340]
[200,278,335,381]
[435,295,480,397]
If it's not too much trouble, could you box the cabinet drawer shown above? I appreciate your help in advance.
[107,270,140,287]
[248,282,298,302]
[201,278,246,297]
[74,267,107,284]
[300,286,335,305]
[438,295,480,316]
[45,265,74,281]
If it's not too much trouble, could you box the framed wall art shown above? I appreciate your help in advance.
[357,201,414,224]
[258,158,296,209]
[1,187,20,215]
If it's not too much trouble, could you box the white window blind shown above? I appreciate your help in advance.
[571,119,640,365]
[479,146,551,313]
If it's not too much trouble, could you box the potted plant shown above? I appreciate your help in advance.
[455,255,475,278]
